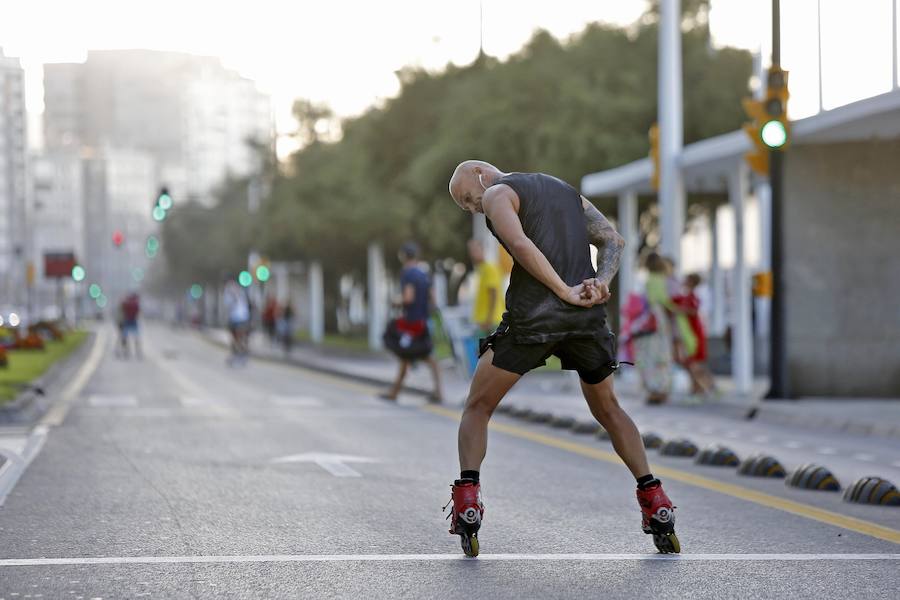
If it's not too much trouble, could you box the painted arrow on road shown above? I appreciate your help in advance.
[271,453,380,477]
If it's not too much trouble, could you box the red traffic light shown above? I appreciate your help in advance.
[112,230,125,247]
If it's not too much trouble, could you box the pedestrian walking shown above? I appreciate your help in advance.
[674,273,717,397]
[467,239,505,336]
[223,279,251,366]
[262,295,278,345]
[634,252,677,404]
[443,160,679,557]
[117,292,142,359]
[380,242,444,402]
[278,301,295,355]
[464,239,506,376]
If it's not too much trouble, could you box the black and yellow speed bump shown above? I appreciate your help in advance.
[738,453,787,478]
[786,463,841,492]
[695,444,740,467]
[843,476,900,506]
[659,438,699,458]
[641,432,663,449]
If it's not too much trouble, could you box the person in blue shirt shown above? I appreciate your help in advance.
[380,242,444,402]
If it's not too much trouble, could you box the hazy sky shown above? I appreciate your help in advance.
[2,0,897,155]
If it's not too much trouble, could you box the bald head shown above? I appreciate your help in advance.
[448,160,504,214]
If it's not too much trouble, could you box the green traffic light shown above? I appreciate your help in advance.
[97,294,108,308]
[158,193,173,210]
[238,271,253,287]
[190,284,203,299]
[146,235,160,258]
[71,265,86,282]
[89,283,102,299]
[761,120,787,149]
[152,205,167,222]
[255,265,271,282]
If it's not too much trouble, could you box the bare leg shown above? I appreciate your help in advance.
[458,350,521,471]
[424,356,443,402]
[382,359,410,400]
[581,376,651,479]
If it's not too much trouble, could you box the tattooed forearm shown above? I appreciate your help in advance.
[583,199,625,285]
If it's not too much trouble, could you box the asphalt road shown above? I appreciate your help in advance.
[0,323,897,599]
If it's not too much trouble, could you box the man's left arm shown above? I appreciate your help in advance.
[581,196,625,286]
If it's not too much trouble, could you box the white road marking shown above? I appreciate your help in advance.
[0,553,898,567]
[0,426,49,507]
[269,396,324,407]
[853,453,875,462]
[41,328,109,427]
[87,395,137,407]
[0,435,29,457]
[271,453,379,477]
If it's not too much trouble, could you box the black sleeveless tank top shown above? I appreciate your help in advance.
[486,172,607,343]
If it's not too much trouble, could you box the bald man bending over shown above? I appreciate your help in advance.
[442,160,680,557]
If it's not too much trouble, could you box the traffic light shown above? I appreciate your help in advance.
[112,230,124,247]
[152,205,167,222]
[762,67,790,149]
[71,265,86,282]
[255,264,271,283]
[152,186,172,221]
[648,123,660,191]
[190,284,203,299]
[742,67,790,175]
[238,271,253,287]
[752,271,773,297]
[88,283,102,299]
[157,187,173,211]
[145,235,160,258]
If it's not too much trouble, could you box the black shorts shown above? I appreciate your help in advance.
[479,323,619,384]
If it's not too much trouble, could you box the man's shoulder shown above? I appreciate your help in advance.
[498,172,576,194]
[402,265,428,282]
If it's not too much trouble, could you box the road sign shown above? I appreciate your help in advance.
[43,252,76,279]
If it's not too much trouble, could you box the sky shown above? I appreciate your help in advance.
[2,0,897,157]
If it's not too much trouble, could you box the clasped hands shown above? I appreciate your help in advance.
[559,278,610,308]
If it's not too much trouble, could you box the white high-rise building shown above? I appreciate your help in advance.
[0,48,28,310]
[38,50,272,315]
[43,50,273,203]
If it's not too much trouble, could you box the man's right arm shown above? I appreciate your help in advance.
[484,185,597,307]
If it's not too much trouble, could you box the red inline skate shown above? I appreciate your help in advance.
[636,480,680,553]
[444,478,484,557]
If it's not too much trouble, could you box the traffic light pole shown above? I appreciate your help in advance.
[766,0,789,399]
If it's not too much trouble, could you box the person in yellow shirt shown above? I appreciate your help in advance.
[468,239,505,335]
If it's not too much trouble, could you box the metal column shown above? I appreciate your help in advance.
[309,261,324,345]
[367,243,387,351]
[728,161,753,396]
[616,190,638,313]
[658,0,686,268]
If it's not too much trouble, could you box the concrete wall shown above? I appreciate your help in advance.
[785,140,900,397]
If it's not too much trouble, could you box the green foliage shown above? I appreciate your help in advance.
[161,2,751,300]
[0,331,87,403]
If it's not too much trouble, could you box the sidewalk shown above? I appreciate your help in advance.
[206,328,900,441]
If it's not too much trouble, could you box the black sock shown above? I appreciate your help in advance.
[460,470,480,483]
[636,474,658,489]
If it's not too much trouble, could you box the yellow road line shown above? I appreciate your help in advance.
[237,348,900,546]
[422,405,900,546]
